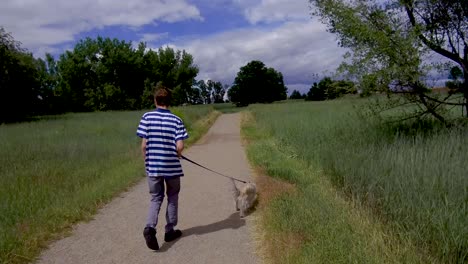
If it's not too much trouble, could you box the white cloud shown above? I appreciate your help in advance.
[139,32,170,43]
[0,0,201,54]
[247,0,311,24]
[235,0,311,24]
[163,20,346,88]
[1,0,345,90]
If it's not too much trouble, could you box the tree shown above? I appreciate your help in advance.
[289,90,305,99]
[154,47,198,105]
[227,84,245,106]
[56,38,198,111]
[209,80,225,103]
[310,0,468,121]
[306,82,320,101]
[1,29,199,120]
[306,79,329,101]
[446,66,464,93]
[305,77,356,101]
[0,27,51,122]
[330,79,357,98]
[56,37,138,111]
[229,60,287,106]
[187,82,204,105]
[34,54,61,114]
[192,79,226,104]
[196,79,210,104]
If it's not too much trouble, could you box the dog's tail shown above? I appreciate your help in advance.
[230,178,240,198]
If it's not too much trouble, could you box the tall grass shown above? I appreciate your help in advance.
[243,111,428,263]
[170,104,219,145]
[0,105,216,264]
[249,100,467,263]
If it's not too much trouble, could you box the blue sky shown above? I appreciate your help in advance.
[1,0,348,94]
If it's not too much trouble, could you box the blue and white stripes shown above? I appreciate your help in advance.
[137,108,188,177]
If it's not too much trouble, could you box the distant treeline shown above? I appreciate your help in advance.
[289,77,357,101]
[0,27,225,123]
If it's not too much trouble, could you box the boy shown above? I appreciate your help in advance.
[136,86,188,250]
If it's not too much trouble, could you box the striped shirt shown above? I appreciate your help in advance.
[136,108,189,177]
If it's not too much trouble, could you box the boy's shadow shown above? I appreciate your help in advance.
[158,212,245,252]
[183,212,246,236]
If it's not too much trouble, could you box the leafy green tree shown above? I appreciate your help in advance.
[34,54,61,114]
[56,37,114,111]
[306,78,330,101]
[265,67,287,102]
[229,60,287,106]
[56,38,198,111]
[187,82,204,105]
[205,80,213,104]
[0,27,51,122]
[196,79,210,104]
[305,77,355,101]
[193,79,225,104]
[227,84,243,106]
[209,80,225,103]
[306,82,321,101]
[329,80,357,99]
[171,85,185,106]
[0,29,199,120]
[149,47,198,106]
[289,90,305,99]
[446,66,464,93]
[310,0,468,121]
[140,78,157,109]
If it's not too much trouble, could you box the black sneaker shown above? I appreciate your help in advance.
[164,229,182,242]
[143,227,159,250]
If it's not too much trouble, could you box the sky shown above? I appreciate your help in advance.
[0,0,348,94]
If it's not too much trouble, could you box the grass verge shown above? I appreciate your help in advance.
[241,111,435,264]
[0,105,218,264]
[248,99,467,263]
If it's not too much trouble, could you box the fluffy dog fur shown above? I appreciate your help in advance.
[230,179,257,218]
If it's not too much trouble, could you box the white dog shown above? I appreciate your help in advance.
[230,179,257,218]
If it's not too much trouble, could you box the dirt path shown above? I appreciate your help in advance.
[37,113,259,264]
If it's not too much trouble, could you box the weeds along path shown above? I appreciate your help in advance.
[37,113,258,264]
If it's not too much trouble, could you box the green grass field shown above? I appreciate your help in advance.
[0,105,218,264]
[243,99,467,263]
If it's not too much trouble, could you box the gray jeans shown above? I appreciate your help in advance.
[146,176,180,233]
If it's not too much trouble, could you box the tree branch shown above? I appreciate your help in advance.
[384,111,425,124]
[393,89,465,106]
[422,93,464,106]
[404,3,463,64]
[417,93,446,123]
[446,30,458,55]
[375,100,418,114]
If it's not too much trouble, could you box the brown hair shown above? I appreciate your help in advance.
[154,83,172,106]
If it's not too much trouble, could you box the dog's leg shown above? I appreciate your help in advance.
[239,198,247,218]
[230,178,240,212]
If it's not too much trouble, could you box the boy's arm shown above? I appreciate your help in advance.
[141,138,147,160]
[176,140,184,158]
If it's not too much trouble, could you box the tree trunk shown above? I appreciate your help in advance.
[464,71,468,118]
[418,94,446,124]
[464,46,468,117]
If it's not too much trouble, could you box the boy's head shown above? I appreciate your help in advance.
[154,84,171,107]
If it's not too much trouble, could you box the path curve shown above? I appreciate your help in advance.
[37,113,259,264]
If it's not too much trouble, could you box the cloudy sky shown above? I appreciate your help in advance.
[1,0,348,94]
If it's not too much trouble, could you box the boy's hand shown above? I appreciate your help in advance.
[176,140,184,158]
[141,138,147,160]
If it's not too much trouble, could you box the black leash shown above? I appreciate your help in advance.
[181,155,247,184]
